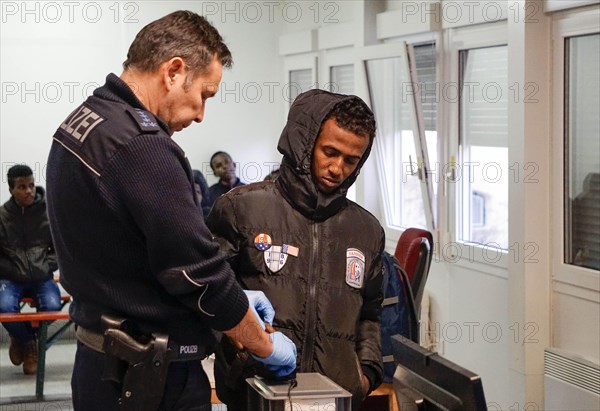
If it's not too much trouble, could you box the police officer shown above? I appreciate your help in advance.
[46,11,296,411]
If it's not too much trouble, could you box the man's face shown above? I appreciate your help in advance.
[10,175,35,207]
[159,55,223,133]
[311,118,369,193]
[211,153,236,181]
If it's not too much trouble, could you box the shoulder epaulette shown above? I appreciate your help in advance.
[126,107,161,133]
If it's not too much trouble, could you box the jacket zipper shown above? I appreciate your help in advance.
[301,222,319,371]
[21,206,34,277]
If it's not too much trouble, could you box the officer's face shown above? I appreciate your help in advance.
[311,118,369,193]
[161,55,223,134]
[10,175,35,207]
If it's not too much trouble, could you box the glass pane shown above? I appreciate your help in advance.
[565,34,600,271]
[289,69,312,106]
[414,43,438,222]
[366,44,437,230]
[462,145,508,248]
[459,46,509,250]
[366,57,426,230]
[330,64,354,95]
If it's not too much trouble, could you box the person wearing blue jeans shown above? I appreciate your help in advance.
[0,164,61,375]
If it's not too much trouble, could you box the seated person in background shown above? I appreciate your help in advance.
[207,151,245,207]
[0,164,61,375]
[192,169,212,219]
[207,89,385,411]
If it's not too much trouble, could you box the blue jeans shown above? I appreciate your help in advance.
[0,278,61,343]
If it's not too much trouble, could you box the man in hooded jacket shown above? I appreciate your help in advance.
[207,89,385,410]
[0,164,61,375]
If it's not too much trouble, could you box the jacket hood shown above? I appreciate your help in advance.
[4,186,46,212]
[276,89,374,221]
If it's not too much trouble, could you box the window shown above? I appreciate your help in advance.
[289,69,313,105]
[329,64,354,95]
[366,43,437,231]
[414,43,438,223]
[564,33,600,271]
[458,45,509,250]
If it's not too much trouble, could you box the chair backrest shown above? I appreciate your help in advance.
[394,228,434,318]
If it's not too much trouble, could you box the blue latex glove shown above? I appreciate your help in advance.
[252,331,297,378]
[244,290,275,330]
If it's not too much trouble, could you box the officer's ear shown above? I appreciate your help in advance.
[161,57,186,91]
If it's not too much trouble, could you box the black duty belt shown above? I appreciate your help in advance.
[75,315,208,411]
[75,324,208,361]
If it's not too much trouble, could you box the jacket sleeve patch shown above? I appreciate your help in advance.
[346,248,365,288]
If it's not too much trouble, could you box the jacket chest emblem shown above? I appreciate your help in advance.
[264,246,287,272]
[346,248,365,288]
[262,241,299,273]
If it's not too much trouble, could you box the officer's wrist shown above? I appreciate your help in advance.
[249,331,274,359]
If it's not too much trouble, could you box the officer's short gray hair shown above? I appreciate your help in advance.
[123,10,232,76]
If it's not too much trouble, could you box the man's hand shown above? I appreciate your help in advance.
[252,331,297,378]
[224,291,296,373]
[244,290,275,329]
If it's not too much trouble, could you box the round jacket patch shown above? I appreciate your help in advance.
[254,233,272,251]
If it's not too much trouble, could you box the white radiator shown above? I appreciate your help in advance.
[544,348,600,410]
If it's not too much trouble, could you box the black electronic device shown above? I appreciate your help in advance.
[391,335,487,411]
[255,367,297,385]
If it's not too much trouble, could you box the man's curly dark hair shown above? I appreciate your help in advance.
[325,97,376,142]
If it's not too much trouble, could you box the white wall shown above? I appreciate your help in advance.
[0,1,285,202]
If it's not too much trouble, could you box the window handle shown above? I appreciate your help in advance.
[407,155,418,177]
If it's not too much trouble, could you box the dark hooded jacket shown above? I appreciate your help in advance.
[207,89,385,409]
[0,186,58,283]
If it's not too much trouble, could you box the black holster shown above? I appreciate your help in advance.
[100,314,206,411]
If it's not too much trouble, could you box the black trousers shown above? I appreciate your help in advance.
[72,341,212,411]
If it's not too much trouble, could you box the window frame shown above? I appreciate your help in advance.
[321,48,358,200]
[283,53,318,110]
[445,20,510,270]
[405,42,437,233]
[551,6,600,293]
[359,33,440,245]
[320,47,356,92]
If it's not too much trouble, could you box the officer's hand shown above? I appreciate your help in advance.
[244,290,275,330]
[252,331,297,378]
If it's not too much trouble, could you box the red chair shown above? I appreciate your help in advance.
[394,228,434,318]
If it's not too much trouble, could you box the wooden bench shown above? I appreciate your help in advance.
[364,383,399,411]
[0,309,73,400]
[19,295,72,308]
